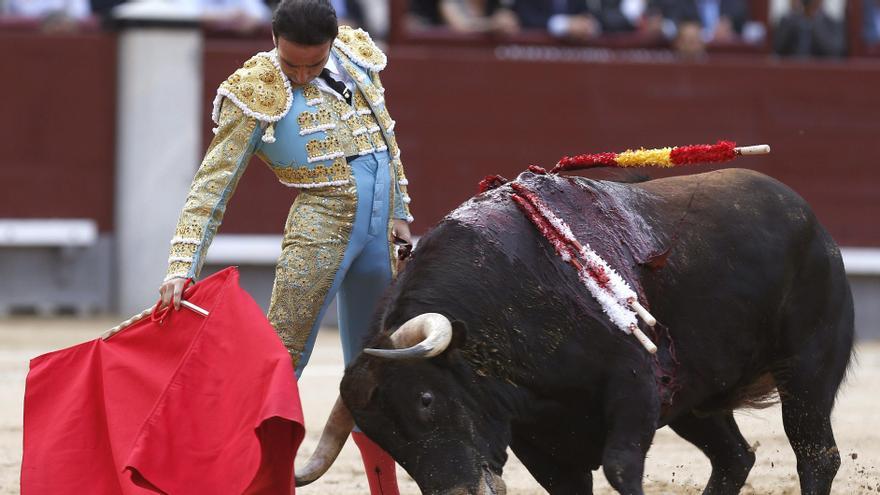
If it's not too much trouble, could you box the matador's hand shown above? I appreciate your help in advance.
[392,219,412,244]
[159,277,187,310]
[392,219,413,272]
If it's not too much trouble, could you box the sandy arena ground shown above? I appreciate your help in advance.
[1,317,878,494]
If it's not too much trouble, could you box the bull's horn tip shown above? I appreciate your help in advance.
[294,474,317,487]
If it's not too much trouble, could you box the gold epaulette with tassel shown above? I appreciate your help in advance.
[212,51,293,143]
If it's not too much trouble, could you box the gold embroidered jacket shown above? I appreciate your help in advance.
[166,27,412,281]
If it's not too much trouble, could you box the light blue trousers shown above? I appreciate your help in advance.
[291,151,393,378]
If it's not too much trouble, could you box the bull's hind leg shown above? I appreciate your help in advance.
[668,412,755,494]
[774,342,851,495]
[775,274,853,495]
[775,368,844,495]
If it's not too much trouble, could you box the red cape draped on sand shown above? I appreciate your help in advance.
[21,267,304,494]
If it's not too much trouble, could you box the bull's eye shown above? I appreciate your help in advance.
[420,391,433,408]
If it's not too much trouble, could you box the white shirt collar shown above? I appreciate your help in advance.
[315,51,353,98]
[324,53,342,78]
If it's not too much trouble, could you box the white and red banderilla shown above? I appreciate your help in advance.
[509,182,658,353]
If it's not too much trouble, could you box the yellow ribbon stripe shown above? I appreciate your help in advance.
[615,147,674,168]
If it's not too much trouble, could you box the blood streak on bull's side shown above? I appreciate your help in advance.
[509,180,646,343]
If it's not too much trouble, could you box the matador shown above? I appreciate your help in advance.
[158,1,411,492]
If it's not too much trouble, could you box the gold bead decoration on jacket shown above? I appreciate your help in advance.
[259,70,276,83]
[257,89,276,107]
[216,52,291,123]
[303,84,322,103]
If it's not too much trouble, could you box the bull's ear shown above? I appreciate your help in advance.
[450,320,468,350]
[341,364,378,409]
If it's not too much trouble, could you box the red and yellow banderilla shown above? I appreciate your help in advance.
[551,141,770,174]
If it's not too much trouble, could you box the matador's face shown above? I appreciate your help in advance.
[274,36,332,86]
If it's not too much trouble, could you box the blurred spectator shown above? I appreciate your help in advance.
[406,0,442,29]
[454,0,492,32]
[408,0,604,38]
[266,0,373,34]
[865,0,880,45]
[110,0,273,31]
[329,0,364,27]
[264,0,363,23]
[408,0,661,40]
[408,0,522,35]
[3,0,90,30]
[653,0,756,57]
[90,0,124,19]
[494,0,602,40]
[356,0,388,38]
[589,0,658,34]
[408,0,487,32]
[4,0,89,18]
[598,0,666,36]
[189,0,271,28]
[771,0,846,57]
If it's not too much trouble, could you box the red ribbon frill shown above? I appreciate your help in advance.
[478,174,509,193]
[670,141,736,165]
[552,152,619,173]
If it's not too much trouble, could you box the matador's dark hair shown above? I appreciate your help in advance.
[272,0,338,46]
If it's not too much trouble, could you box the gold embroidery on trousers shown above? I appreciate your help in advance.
[267,181,358,368]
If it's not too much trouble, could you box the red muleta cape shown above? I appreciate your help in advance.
[21,267,304,494]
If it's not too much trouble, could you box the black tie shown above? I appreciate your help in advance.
[319,69,352,105]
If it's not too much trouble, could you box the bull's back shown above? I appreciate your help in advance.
[635,168,837,291]
[630,169,850,408]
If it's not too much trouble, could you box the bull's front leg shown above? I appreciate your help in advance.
[509,429,594,494]
[600,371,660,495]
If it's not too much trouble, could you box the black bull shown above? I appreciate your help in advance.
[307,169,855,495]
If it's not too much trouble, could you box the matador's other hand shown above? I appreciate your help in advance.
[159,277,187,310]
[392,219,413,272]
[392,219,412,244]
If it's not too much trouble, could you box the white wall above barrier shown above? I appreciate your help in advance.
[0,219,97,247]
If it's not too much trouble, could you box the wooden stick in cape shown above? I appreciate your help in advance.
[102,300,209,340]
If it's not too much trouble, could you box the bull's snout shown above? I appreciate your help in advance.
[478,464,506,495]
[427,464,505,495]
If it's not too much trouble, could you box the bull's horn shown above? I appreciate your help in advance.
[294,395,355,486]
[363,313,453,359]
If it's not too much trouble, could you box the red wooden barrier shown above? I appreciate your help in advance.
[2,26,877,247]
[0,30,117,231]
